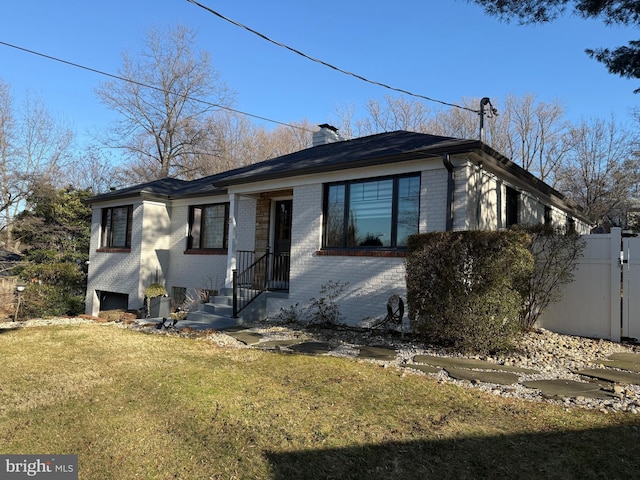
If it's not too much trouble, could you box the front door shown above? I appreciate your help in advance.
[272,200,292,289]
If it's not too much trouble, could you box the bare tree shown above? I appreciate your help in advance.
[0,82,73,248]
[0,80,16,216]
[256,120,314,159]
[556,116,640,224]
[335,96,432,138]
[427,97,485,141]
[152,113,315,181]
[501,94,571,186]
[427,95,571,185]
[64,145,120,194]
[334,94,572,187]
[95,24,234,181]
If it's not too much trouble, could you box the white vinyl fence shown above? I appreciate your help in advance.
[537,227,640,342]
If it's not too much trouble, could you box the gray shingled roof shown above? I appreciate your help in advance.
[86,131,465,203]
[83,131,589,223]
[85,177,190,203]
[210,131,467,187]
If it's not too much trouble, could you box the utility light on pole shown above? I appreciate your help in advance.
[479,97,498,143]
[14,284,25,322]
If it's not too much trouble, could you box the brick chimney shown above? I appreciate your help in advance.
[312,124,345,146]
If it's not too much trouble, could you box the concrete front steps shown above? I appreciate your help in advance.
[183,288,287,330]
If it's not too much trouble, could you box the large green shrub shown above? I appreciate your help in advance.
[406,231,533,354]
[15,262,87,318]
[20,284,85,319]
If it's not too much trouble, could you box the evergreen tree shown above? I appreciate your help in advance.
[12,185,92,317]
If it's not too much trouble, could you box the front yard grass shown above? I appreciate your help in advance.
[1,324,639,479]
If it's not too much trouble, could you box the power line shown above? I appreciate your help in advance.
[186,0,481,114]
[0,40,314,132]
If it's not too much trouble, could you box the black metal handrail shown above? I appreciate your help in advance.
[232,248,290,317]
[236,250,255,274]
[233,250,269,317]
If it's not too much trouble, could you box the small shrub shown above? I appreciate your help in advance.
[144,283,168,317]
[511,224,586,330]
[407,231,533,354]
[170,310,188,321]
[274,303,303,324]
[144,283,168,299]
[307,281,348,326]
[98,309,127,322]
[272,282,348,326]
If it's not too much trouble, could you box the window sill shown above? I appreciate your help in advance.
[316,249,406,258]
[96,247,131,253]
[184,249,228,255]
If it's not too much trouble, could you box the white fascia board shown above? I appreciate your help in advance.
[88,198,143,210]
[171,193,229,207]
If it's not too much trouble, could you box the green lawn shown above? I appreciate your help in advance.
[1,324,639,479]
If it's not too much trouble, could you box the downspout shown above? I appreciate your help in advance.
[443,154,454,231]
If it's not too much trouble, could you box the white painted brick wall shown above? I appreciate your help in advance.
[269,184,407,326]
[87,161,590,320]
[521,194,545,224]
[165,196,256,303]
[422,168,447,232]
[235,196,256,251]
[140,201,171,293]
[454,164,470,230]
[85,202,144,315]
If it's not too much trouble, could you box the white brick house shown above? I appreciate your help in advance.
[84,129,591,326]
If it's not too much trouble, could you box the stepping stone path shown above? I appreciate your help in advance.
[226,328,640,402]
[407,364,441,375]
[289,341,333,355]
[410,354,536,387]
[444,367,520,386]
[253,339,303,350]
[228,331,263,346]
[412,354,538,374]
[602,353,640,372]
[357,345,397,361]
[575,368,640,385]
[521,379,615,400]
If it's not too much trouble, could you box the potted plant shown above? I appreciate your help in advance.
[144,282,170,318]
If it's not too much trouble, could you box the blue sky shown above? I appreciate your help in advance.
[1,0,638,149]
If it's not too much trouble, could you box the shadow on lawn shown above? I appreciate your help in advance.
[265,424,640,479]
